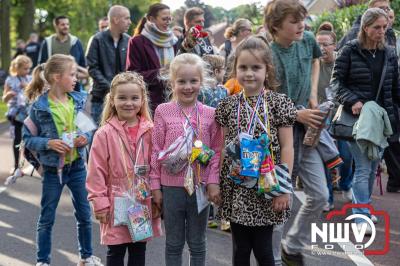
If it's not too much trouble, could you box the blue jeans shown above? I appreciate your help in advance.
[348,141,380,224]
[37,159,93,264]
[91,101,103,126]
[326,140,354,204]
[162,186,209,266]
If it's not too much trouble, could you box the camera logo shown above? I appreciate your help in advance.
[311,204,390,255]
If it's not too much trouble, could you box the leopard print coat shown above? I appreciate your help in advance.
[215,90,297,226]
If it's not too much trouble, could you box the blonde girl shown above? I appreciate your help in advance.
[86,72,162,266]
[215,36,296,266]
[150,53,222,266]
[23,54,102,266]
[3,55,32,174]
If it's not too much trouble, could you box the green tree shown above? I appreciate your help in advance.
[1,0,11,70]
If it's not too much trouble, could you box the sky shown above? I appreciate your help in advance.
[162,0,269,11]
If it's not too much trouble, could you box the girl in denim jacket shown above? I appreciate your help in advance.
[23,54,103,266]
[86,72,162,266]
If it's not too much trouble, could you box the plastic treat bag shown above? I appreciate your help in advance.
[303,101,335,147]
[158,122,193,174]
[113,196,132,226]
[191,140,215,165]
[239,133,264,178]
[127,203,153,242]
[184,164,195,195]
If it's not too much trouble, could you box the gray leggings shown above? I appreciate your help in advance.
[162,186,209,266]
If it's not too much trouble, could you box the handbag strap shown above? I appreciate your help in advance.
[375,55,387,102]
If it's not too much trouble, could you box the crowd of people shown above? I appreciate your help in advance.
[2,0,400,266]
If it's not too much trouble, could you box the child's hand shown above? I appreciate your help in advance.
[47,139,71,154]
[95,211,109,224]
[152,189,163,211]
[296,109,325,129]
[74,135,88,148]
[272,194,290,212]
[207,184,221,205]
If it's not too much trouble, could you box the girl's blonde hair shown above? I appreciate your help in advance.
[224,19,252,39]
[163,53,214,100]
[358,8,388,50]
[26,54,76,102]
[9,55,32,76]
[100,71,152,126]
[231,35,279,91]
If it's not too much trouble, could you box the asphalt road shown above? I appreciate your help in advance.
[0,121,398,266]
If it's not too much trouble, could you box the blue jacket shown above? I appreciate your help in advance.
[22,91,92,168]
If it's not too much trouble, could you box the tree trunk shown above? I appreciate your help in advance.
[0,0,11,71]
[16,0,35,41]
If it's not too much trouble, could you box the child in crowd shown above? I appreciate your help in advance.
[198,55,228,107]
[150,53,222,266]
[2,55,32,175]
[23,54,102,266]
[86,72,162,266]
[265,1,328,265]
[215,36,296,266]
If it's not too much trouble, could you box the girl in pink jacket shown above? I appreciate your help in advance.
[86,72,161,266]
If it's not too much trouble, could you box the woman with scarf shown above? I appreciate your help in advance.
[126,3,177,112]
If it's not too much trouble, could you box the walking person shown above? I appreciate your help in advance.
[332,8,400,231]
[86,5,131,125]
[23,54,103,266]
[126,3,177,112]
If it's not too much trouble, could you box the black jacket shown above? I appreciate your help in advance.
[332,40,400,134]
[86,30,130,101]
[337,15,397,51]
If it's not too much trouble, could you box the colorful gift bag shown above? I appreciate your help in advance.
[113,196,133,226]
[127,203,153,242]
[264,163,293,199]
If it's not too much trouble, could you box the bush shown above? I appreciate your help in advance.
[311,4,367,41]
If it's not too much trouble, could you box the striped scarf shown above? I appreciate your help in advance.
[141,22,177,67]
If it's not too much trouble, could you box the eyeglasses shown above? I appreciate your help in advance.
[318,42,335,47]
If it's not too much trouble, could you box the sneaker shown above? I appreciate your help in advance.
[356,223,372,236]
[342,189,352,202]
[281,246,304,266]
[371,215,378,224]
[78,255,103,266]
[36,263,50,266]
[220,220,231,231]
[322,203,334,212]
[208,220,218,228]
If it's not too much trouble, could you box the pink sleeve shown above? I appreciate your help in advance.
[86,130,111,212]
[206,115,223,185]
[149,107,165,190]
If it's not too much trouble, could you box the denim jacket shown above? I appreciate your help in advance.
[22,91,92,168]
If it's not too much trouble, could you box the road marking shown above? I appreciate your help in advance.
[294,191,374,266]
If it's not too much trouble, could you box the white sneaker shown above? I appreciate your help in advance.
[371,215,378,224]
[356,222,372,236]
[36,263,50,266]
[342,189,352,202]
[78,255,103,266]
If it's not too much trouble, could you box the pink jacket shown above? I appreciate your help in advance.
[86,116,162,245]
[150,101,223,190]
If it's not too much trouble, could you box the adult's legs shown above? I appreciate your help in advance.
[337,140,354,191]
[384,142,400,192]
[348,141,379,223]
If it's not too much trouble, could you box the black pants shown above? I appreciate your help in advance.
[230,222,275,266]
[107,242,146,266]
[384,141,400,187]
[11,120,23,170]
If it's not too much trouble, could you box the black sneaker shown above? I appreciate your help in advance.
[281,246,304,266]
[387,185,400,193]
